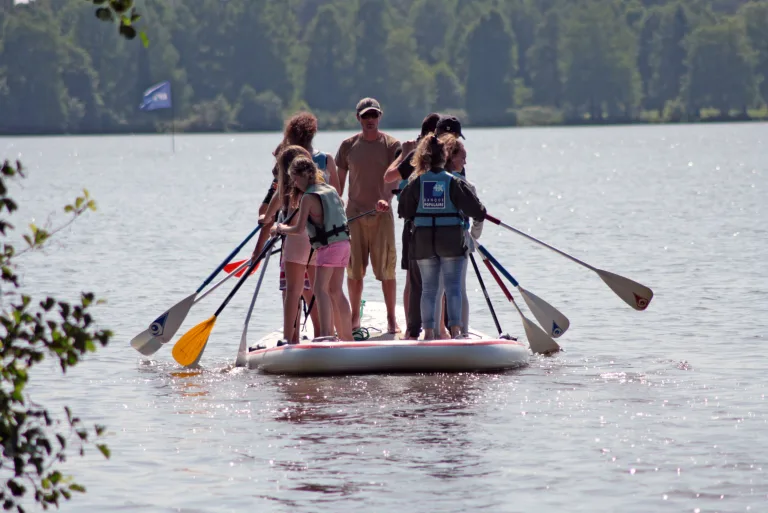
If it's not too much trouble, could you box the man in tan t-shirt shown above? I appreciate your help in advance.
[335,98,402,334]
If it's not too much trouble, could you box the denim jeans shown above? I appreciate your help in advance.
[435,259,469,334]
[417,256,467,330]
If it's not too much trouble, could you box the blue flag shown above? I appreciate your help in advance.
[139,81,172,111]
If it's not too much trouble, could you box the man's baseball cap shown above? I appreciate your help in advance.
[435,115,465,139]
[356,97,382,116]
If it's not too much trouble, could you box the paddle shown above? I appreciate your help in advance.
[485,214,653,311]
[130,258,253,356]
[476,251,560,355]
[468,253,510,339]
[129,223,263,352]
[476,244,570,338]
[235,239,275,367]
[172,211,296,367]
[222,249,282,277]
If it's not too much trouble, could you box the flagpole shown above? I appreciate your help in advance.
[171,85,176,154]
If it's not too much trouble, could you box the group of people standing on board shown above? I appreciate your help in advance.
[252,97,487,345]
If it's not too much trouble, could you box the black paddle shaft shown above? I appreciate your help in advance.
[214,210,297,317]
[469,253,504,336]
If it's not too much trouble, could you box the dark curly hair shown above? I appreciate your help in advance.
[283,112,318,151]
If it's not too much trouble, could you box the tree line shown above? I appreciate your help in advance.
[0,0,767,135]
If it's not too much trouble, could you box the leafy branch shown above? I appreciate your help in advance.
[88,0,148,47]
[1,159,113,512]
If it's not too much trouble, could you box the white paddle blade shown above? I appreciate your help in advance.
[519,286,570,338]
[596,269,653,311]
[150,293,197,343]
[130,329,164,356]
[521,314,561,355]
[235,332,248,368]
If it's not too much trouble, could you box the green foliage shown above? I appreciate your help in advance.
[1,0,768,131]
[235,86,284,132]
[739,2,768,104]
[465,10,516,126]
[0,160,112,512]
[684,20,757,115]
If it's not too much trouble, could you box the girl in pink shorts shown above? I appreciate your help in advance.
[273,157,353,342]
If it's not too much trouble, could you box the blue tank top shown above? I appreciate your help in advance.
[312,150,330,183]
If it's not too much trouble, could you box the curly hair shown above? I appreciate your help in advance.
[440,134,465,173]
[288,157,326,208]
[283,112,318,151]
[409,133,446,181]
[276,145,312,212]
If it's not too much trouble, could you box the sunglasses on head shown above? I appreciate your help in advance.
[360,111,380,120]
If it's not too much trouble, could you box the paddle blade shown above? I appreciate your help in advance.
[596,269,653,311]
[149,293,197,343]
[518,286,570,338]
[521,314,561,355]
[130,328,163,356]
[223,259,260,277]
[172,316,216,367]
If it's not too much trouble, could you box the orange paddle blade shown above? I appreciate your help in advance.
[223,259,260,277]
[172,316,216,367]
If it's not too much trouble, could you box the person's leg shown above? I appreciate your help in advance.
[440,256,466,338]
[406,259,422,339]
[304,264,320,338]
[401,222,411,328]
[347,216,370,329]
[312,266,334,337]
[435,275,448,339]
[328,267,353,341]
[283,261,306,342]
[417,257,440,340]
[460,255,470,335]
[370,211,399,333]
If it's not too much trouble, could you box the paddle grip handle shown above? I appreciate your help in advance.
[477,245,520,287]
[197,224,263,293]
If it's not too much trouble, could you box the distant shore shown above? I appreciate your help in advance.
[1,113,766,138]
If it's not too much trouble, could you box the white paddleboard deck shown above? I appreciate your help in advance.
[243,301,530,375]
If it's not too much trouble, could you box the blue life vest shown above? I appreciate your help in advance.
[451,171,471,230]
[414,170,464,228]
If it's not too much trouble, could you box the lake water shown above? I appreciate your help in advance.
[2,123,766,512]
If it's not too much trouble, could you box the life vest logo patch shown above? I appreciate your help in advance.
[422,181,446,209]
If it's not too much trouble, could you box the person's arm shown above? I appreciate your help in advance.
[335,143,348,197]
[384,141,415,183]
[397,178,420,219]
[450,178,487,221]
[273,194,316,236]
[261,187,281,224]
[325,155,342,194]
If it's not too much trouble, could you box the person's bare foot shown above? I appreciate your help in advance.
[438,330,450,340]
[387,316,400,334]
